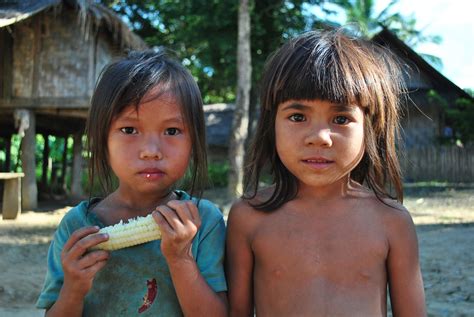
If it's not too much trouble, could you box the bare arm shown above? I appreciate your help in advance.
[46,227,109,317]
[154,200,227,317]
[386,208,426,317]
[226,201,255,317]
[166,257,227,316]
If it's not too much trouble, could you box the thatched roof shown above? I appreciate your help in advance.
[0,0,147,50]
[0,0,59,27]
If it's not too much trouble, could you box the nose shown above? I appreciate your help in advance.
[304,125,333,147]
[139,135,163,160]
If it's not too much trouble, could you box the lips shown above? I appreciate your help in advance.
[302,157,333,163]
[302,157,334,169]
[138,168,165,180]
[139,168,163,174]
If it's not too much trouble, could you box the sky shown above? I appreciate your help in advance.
[312,0,473,90]
[376,0,473,90]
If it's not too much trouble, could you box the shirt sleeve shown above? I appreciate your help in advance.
[35,205,85,309]
[36,225,68,308]
[194,200,228,293]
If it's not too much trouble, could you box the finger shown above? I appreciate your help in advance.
[67,232,109,260]
[77,250,109,269]
[188,202,201,227]
[63,226,100,253]
[152,210,174,235]
[156,205,184,232]
[172,200,201,229]
[82,259,108,278]
[167,200,194,224]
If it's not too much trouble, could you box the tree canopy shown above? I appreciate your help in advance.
[101,0,442,103]
[320,0,443,67]
[102,0,324,103]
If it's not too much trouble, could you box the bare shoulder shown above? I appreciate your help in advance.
[228,198,256,222]
[227,188,271,235]
[228,198,260,227]
[365,195,417,243]
[378,198,414,228]
[349,182,416,234]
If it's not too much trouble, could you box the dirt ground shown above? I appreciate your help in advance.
[0,184,473,317]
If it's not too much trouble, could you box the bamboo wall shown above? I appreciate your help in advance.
[401,145,474,182]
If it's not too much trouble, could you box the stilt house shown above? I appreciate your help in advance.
[0,0,146,209]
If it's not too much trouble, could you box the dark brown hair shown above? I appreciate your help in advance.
[244,28,405,211]
[86,49,208,198]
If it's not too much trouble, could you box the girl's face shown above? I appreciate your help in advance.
[107,90,191,197]
[275,99,365,191]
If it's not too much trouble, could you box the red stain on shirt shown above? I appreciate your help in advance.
[138,278,157,313]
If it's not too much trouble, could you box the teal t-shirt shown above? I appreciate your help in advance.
[36,191,227,316]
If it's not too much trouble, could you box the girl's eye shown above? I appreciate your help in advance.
[120,127,137,134]
[165,128,181,136]
[289,114,305,122]
[333,116,349,125]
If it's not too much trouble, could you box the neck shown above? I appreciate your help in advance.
[108,188,177,216]
[296,176,359,202]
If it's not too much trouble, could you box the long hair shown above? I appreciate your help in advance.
[244,28,405,211]
[86,49,208,199]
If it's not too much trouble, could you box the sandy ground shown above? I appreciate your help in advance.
[0,184,473,317]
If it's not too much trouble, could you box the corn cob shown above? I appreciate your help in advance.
[92,214,161,251]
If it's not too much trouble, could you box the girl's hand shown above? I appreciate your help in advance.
[152,200,201,263]
[60,226,110,299]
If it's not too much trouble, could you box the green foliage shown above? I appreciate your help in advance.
[323,0,443,68]
[11,135,21,170]
[104,0,439,105]
[427,89,474,144]
[207,161,229,188]
[449,98,474,144]
[465,88,474,98]
[102,0,322,104]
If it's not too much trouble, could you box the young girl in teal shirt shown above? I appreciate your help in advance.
[37,50,227,316]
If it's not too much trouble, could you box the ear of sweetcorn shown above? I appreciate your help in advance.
[92,214,161,251]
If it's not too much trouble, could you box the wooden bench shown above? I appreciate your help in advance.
[0,172,25,220]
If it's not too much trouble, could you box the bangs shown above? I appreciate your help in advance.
[270,40,350,106]
[264,30,399,111]
[109,53,201,120]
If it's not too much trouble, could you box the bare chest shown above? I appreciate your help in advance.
[251,211,388,283]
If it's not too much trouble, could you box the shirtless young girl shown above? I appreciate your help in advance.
[226,29,426,316]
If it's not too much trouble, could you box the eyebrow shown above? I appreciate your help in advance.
[331,104,358,113]
[280,102,312,112]
[115,113,184,125]
[280,102,358,113]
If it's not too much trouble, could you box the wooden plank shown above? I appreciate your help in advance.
[0,97,90,109]
[2,177,22,219]
[0,172,25,180]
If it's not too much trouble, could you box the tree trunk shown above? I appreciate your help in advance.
[70,132,84,199]
[228,0,252,199]
[41,134,49,187]
[20,110,38,210]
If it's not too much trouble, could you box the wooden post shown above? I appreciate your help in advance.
[70,132,84,198]
[5,135,11,172]
[20,110,38,210]
[41,134,49,187]
[60,136,68,192]
[1,135,12,172]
